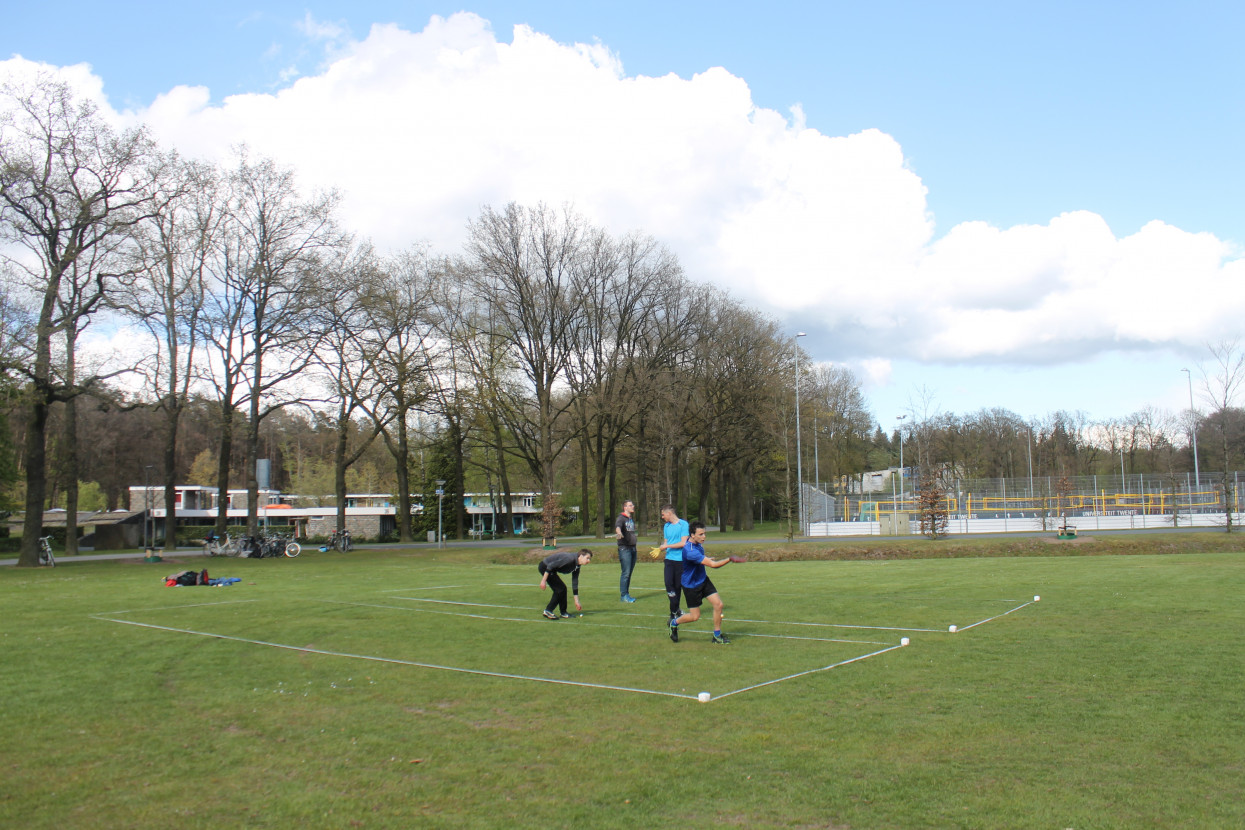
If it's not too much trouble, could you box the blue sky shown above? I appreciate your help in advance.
[5,2,1243,427]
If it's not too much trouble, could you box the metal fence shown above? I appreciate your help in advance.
[803,471,1243,536]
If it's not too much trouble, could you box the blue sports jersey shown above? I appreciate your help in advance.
[681,540,707,588]
[663,519,689,561]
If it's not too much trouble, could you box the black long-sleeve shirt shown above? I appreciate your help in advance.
[540,551,583,594]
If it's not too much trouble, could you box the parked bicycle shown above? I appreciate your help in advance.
[324,528,352,552]
[261,532,300,558]
[203,532,240,557]
[37,536,55,567]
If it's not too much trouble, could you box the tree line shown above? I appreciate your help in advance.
[2,77,1236,564]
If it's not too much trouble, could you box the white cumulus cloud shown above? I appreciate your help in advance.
[3,12,1241,374]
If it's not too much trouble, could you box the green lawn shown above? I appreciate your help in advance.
[2,540,1242,828]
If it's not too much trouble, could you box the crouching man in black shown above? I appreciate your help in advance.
[538,548,592,619]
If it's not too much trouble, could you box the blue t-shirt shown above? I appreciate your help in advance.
[681,540,707,588]
[663,519,689,561]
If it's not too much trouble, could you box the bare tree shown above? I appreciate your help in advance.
[465,203,586,505]
[1199,338,1245,531]
[362,247,437,542]
[118,157,216,548]
[0,77,162,565]
[213,150,349,535]
[308,246,393,536]
[565,230,684,535]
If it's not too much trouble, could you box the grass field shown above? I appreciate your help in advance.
[2,536,1243,828]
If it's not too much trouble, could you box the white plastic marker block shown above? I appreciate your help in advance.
[1034,595,1041,602]
[948,625,958,633]
[901,637,910,646]
[698,692,711,703]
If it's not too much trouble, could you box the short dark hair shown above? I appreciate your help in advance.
[689,521,706,535]
[578,548,593,559]
[660,504,675,514]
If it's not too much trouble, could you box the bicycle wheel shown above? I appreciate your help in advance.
[284,542,301,557]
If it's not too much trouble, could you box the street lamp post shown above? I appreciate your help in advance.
[794,332,807,535]
[435,480,446,549]
[896,415,907,506]
[1182,368,1201,489]
[1027,427,1034,497]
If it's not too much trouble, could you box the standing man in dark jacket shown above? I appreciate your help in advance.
[538,548,592,619]
[614,500,638,603]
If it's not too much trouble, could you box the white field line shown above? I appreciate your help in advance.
[93,599,257,616]
[91,614,696,700]
[725,615,945,633]
[711,643,910,700]
[954,600,1035,632]
[379,586,464,592]
[334,599,890,645]
[93,593,1038,703]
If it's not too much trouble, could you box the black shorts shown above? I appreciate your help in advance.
[682,577,717,609]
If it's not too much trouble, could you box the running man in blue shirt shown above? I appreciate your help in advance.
[668,521,733,644]
[658,504,689,621]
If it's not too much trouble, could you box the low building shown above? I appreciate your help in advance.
[127,485,556,542]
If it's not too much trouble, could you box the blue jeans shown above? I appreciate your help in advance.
[617,545,636,597]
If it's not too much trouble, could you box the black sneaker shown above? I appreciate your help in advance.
[712,632,731,645]
[669,620,679,643]
[542,609,558,620]
[559,612,572,619]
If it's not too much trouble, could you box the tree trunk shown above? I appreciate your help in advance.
[19,398,50,567]
[214,404,235,536]
[334,415,350,533]
[697,461,712,524]
[636,416,648,533]
[63,394,80,556]
[245,393,261,536]
[450,415,466,540]
[163,400,181,549]
[580,433,590,535]
[393,407,412,542]
[495,421,514,536]
[595,434,609,539]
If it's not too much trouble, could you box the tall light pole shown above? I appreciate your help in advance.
[435,479,446,549]
[1120,447,1126,495]
[896,415,907,506]
[1182,368,1201,489]
[1027,427,1034,497]
[793,332,807,535]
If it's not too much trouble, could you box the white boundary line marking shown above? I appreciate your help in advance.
[91,614,694,700]
[379,586,464,592]
[954,600,1035,632]
[331,599,891,645]
[712,643,909,700]
[92,592,1039,702]
[389,596,935,635]
[95,599,257,616]
[725,615,945,633]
